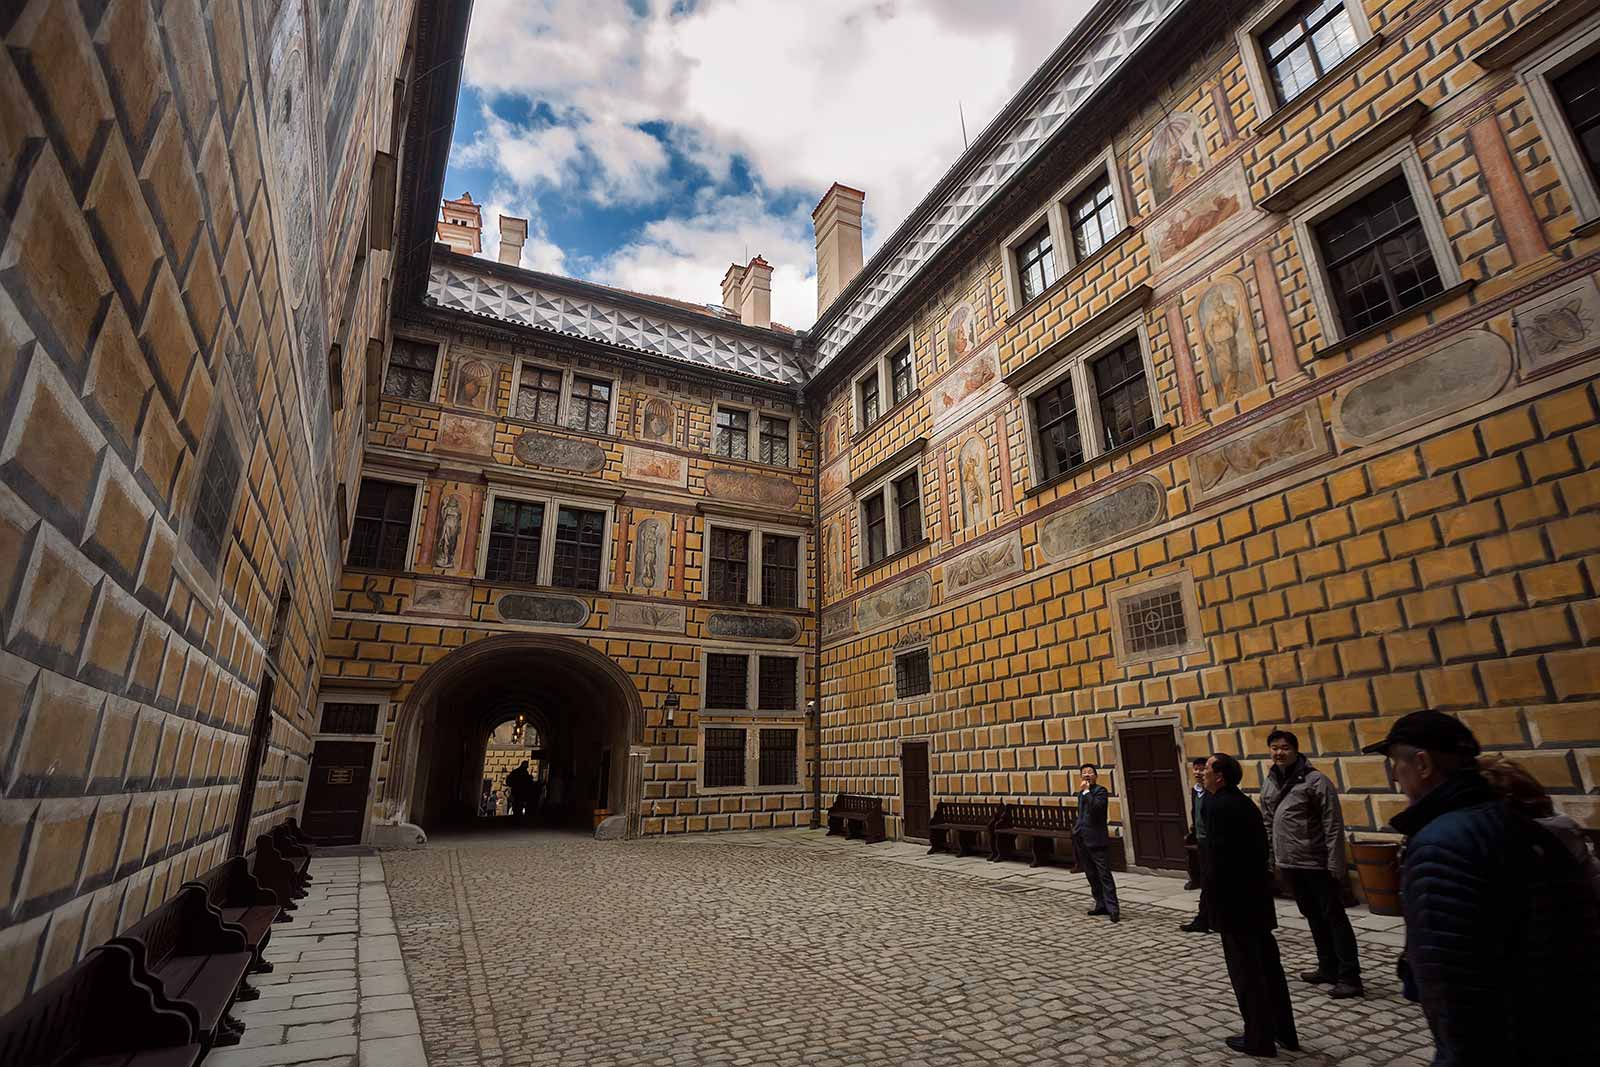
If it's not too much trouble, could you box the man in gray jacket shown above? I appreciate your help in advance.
[1261,729,1362,999]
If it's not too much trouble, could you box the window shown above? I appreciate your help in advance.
[514,365,562,424]
[1067,175,1119,260]
[1520,24,1600,226]
[383,338,437,400]
[484,498,545,583]
[758,729,799,787]
[190,422,241,572]
[551,506,606,590]
[1313,174,1445,334]
[708,528,750,604]
[859,372,881,427]
[348,479,416,569]
[862,494,888,565]
[1034,377,1085,479]
[1091,338,1156,449]
[1107,571,1206,666]
[758,415,790,466]
[705,654,750,710]
[890,342,915,404]
[893,472,923,549]
[1554,53,1600,183]
[1015,223,1057,304]
[760,534,799,608]
[715,407,750,459]
[1262,0,1360,105]
[566,375,612,434]
[320,701,380,734]
[704,727,747,788]
[895,648,932,699]
[1120,586,1188,656]
[757,655,798,711]
[858,462,926,569]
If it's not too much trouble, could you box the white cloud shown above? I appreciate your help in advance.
[478,190,569,275]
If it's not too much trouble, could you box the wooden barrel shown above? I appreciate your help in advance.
[1351,841,1403,916]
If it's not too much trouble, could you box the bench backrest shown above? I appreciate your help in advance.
[187,856,277,912]
[0,944,197,1063]
[931,801,1003,824]
[116,884,247,970]
[829,793,881,814]
[1009,804,1075,832]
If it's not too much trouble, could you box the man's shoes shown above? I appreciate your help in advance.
[1224,1036,1276,1057]
[1278,1037,1301,1053]
[1182,880,1197,890]
[1108,911,1120,923]
[1180,919,1212,933]
[1300,970,1334,984]
[1328,981,1364,999]
[1087,906,1108,916]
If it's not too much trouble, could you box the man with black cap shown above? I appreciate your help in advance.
[1366,711,1600,1067]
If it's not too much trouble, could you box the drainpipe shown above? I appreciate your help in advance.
[805,406,823,830]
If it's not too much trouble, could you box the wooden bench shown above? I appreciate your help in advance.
[270,823,314,888]
[927,802,1005,857]
[186,857,281,973]
[825,794,886,843]
[252,833,308,915]
[0,942,203,1067]
[111,885,255,1049]
[991,804,1078,868]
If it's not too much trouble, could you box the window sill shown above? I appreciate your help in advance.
[1023,423,1173,499]
[702,598,811,616]
[1004,282,1154,390]
[502,414,615,441]
[1250,34,1387,140]
[1007,226,1136,323]
[481,573,605,597]
[855,538,928,579]
[851,390,921,441]
[1569,215,1600,240]
[1313,280,1477,359]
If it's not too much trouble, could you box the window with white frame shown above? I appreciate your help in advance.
[699,723,803,792]
[1020,318,1161,485]
[1519,16,1600,225]
[852,332,917,432]
[704,521,805,608]
[347,478,418,569]
[1014,222,1058,304]
[895,647,932,699]
[479,489,612,590]
[857,461,925,568]
[1067,174,1119,260]
[509,361,618,434]
[566,375,613,434]
[710,403,796,467]
[888,340,915,405]
[1000,147,1127,314]
[1288,144,1461,343]
[1238,0,1374,116]
[513,364,563,424]
[383,337,440,401]
[702,650,802,713]
[714,406,750,459]
[758,414,791,466]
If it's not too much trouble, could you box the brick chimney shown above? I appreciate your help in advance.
[812,183,865,314]
[498,214,527,266]
[738,256,772,329]
[720,262,746,311]
[437,192,482,254]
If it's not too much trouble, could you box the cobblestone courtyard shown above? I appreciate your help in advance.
[383,830,1433,1066]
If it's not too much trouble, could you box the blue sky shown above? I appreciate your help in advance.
[443,0,1094,328]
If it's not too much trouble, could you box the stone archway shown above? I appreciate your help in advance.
[385,634,646,837]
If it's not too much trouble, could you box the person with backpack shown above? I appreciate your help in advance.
[1365,712,1600,1066]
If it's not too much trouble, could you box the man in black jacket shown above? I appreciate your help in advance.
[1205,753,1298,1058]
[1072,763,1119,923]
[1181,755,1213,933]
[1366,712,1600,1067]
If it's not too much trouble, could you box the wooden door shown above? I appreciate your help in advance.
[302,741,375,845]
[1121,726,1188,869]
[901,741,931,840]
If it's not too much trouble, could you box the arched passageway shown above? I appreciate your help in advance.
[386,635,645,836]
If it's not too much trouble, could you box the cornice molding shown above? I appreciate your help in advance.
[1259,101,1430,213]
[1003,284,1154,389]
[848,437,930,494]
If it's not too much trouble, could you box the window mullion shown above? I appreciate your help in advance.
[1072,361,1100,460]
[883,487,898,555]
[749,528,761,606]
[538,500,557,586]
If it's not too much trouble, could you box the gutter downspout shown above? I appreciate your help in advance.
[804,405,823,829]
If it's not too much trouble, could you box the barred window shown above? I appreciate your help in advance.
[565,376,612,434]
[1263,0,1359,106]
[859,373,881,426]
[348,480,415,570]
[893,472,923,550]
[515,366,562,424]
[485,498,545,583]
[1314,174,1444,335]
[383,338,437,400]
[705,654,748,710]
[1034,377,1085,479]
[715,407,750,459]
[551,506,605,590]
[1120,587,1189,655]
[704,727,747,788]
[758,728,799,787]
[757,656,798,711]
[760,534,799,609]
[890,342,914,404]
[1068,175,1119,260]
[862,494,887,565]
[895,649,932,698]
[191,422,241,572]
[758,415,790,466]
[321,702,380,734]
[708,528,750,604]
[1016,223,1057,304]
[1092,338,1155,449]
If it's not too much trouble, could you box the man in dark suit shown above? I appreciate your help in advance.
[1072,763,1120,923]
[1205,752,1298,1058]
[1181,755,1214,933]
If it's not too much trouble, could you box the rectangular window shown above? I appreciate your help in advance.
[715,408,750,459]
[348,480,415,569]
[1263,0,1360,105]
[565,375,612,434]
[1119,587,1190,656]
[1314,174,1444,334]
[1092,338,1155,449]
[484,498,545,583]
[515,366,563,424]
[890,342,914,405]
[708,528,750,604]
[760,534,799,608]
[383,339,437,401]
[551,506,605,590]
[893,472,923,549]
[757,656,797,711]
[1034,378,1085,479]
[191,423,240,572]
[1068,175,1119,260]
[1015,222,1057,304]
[1554,52,1600,184]
[862,494,887,565]
[705,654,749,710]
[758,415,790,466]
[704,727,747,788]
[758,728,799,787]
[859,373,881,427]
[320,702,380,734]
[895,649,932,699]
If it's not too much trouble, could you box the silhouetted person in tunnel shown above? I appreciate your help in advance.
[506,760,535,818]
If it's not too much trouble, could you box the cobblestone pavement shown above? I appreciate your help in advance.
[383,829,1433,1067]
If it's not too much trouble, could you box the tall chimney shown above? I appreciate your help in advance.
[812,183,865,314]
[437,192,482,254]
[498,215,527,266]
[738,256,772,329]
[720,262,746,311]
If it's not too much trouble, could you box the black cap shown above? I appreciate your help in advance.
[1361,711,1482,757]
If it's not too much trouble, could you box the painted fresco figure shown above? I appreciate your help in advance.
[434,494,461,568]
[1073,764,1120,923]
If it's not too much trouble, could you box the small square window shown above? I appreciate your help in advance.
[758,728,799,786]
[384,339,437,400]
[1262,0,1360,105]
[706,654,748,710]
[1119,587,1189,655]
[1313,174,1444,334]
[704,727,747,788]
[708,528,750,604]
[757,656,797,711]
[1067,175,1119,260]
[715,408,750,459]
[1091,338,1155,449]
[1015,223,1057,304]
[895,649,931,699]
[758,415,790,466]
